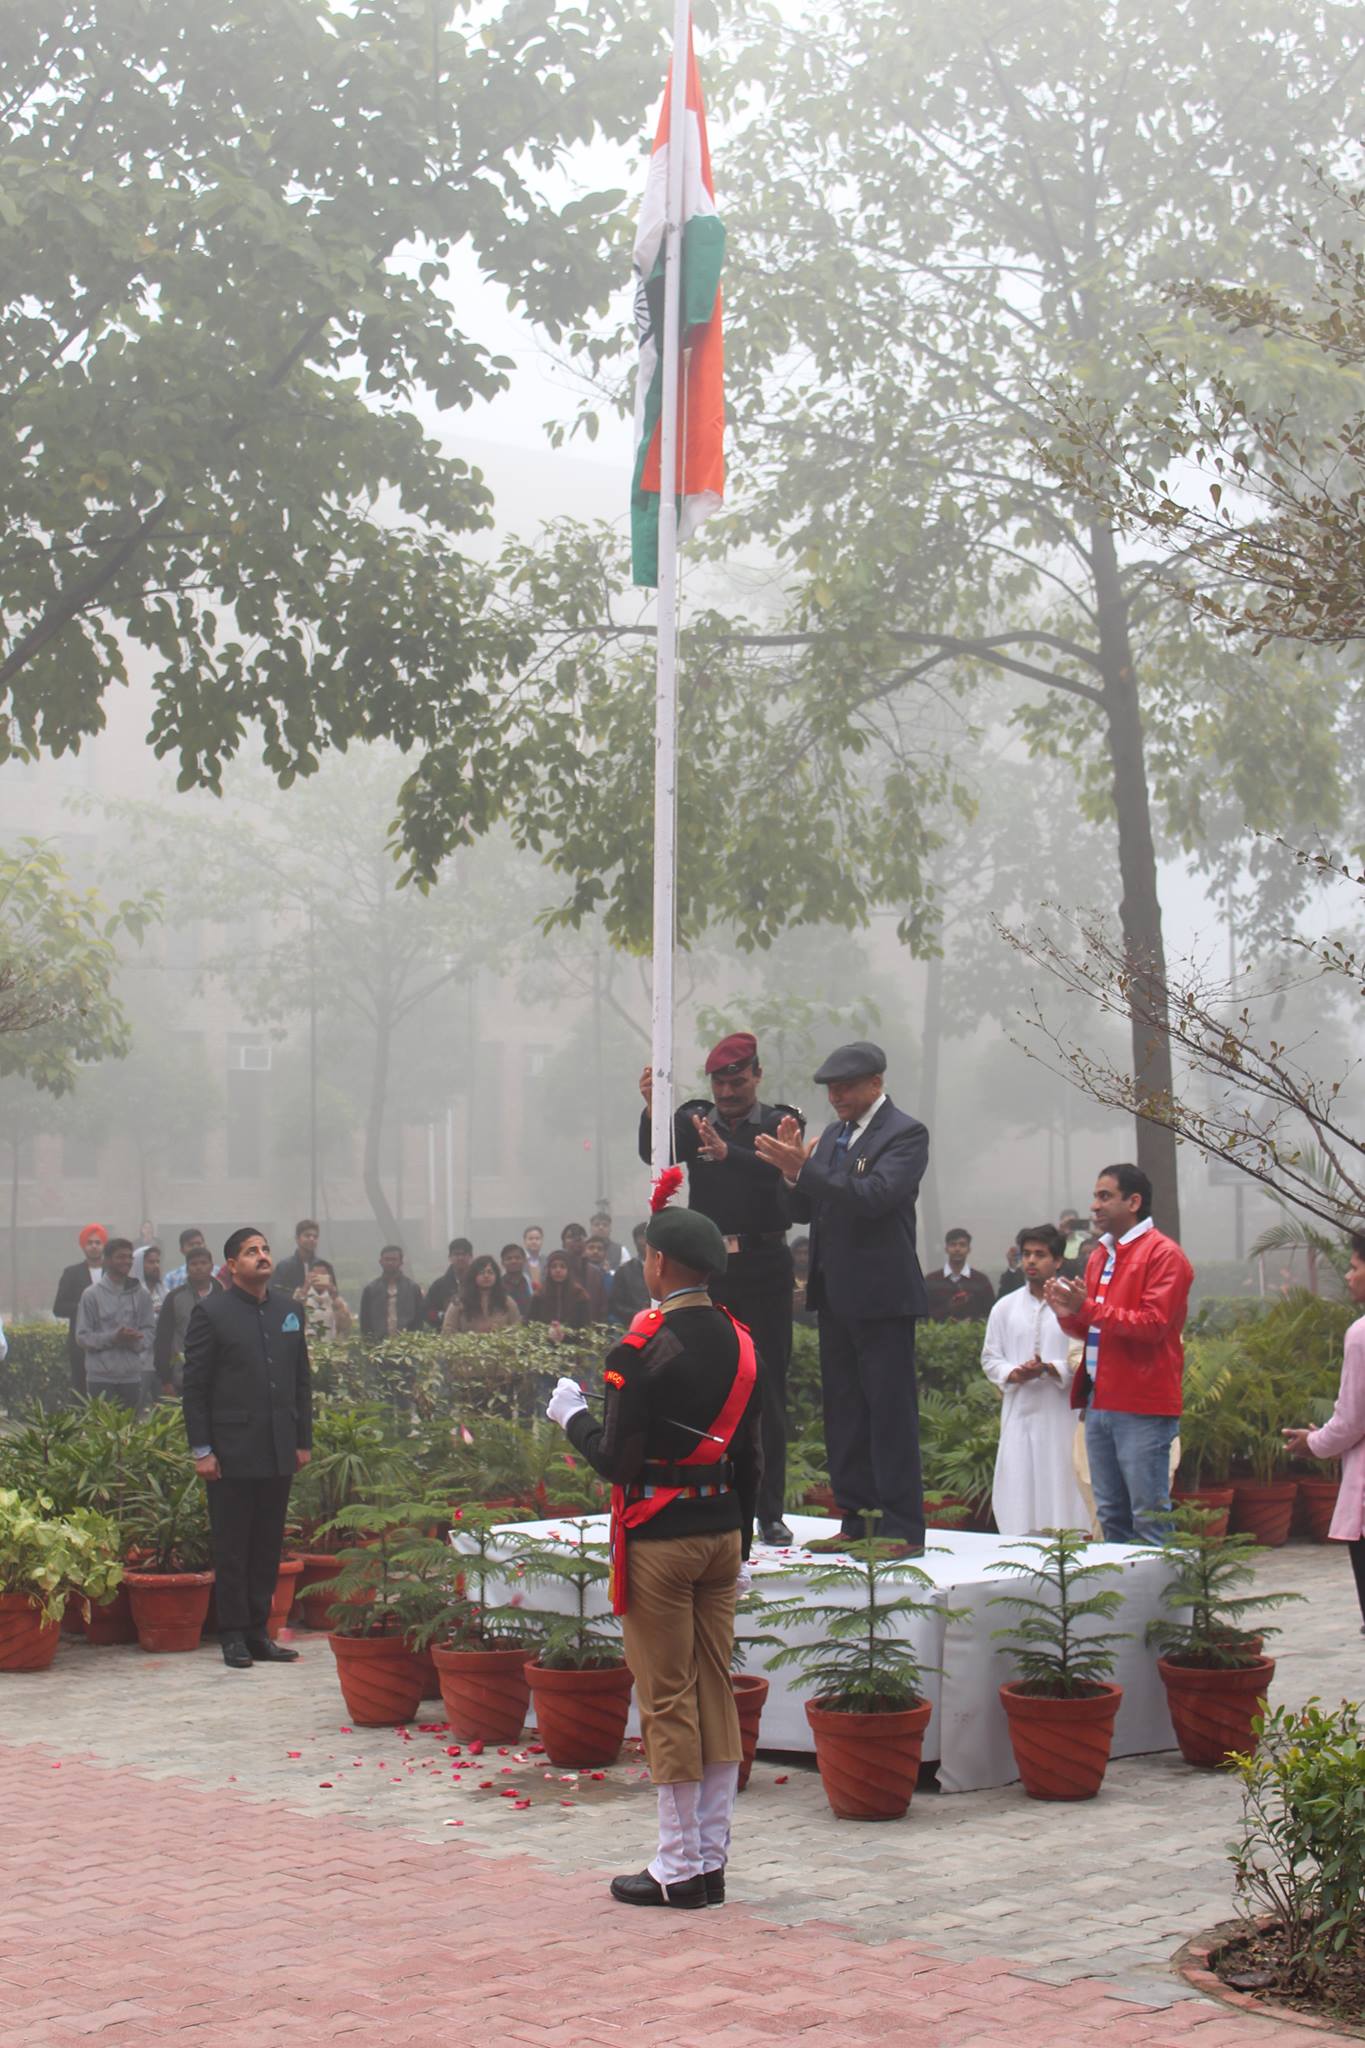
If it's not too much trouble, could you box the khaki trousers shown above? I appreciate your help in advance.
[621,1529,742,1784]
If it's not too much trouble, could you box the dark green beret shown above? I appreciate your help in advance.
[645,1205,728,1276]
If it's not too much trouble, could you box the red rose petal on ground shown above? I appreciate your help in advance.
[286,1751,301,1759]
[446,1745,461,1756]
[339,1727,353,1735]
[319,1782,333,1788]
[775,1775,789,1783]
[514,1799,531,1809]
[478,1780,494,1789]
[468,1740,484,1755]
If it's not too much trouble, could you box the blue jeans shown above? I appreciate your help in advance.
[1084,1408,1178,1545]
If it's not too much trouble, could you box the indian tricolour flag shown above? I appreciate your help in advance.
[630,23,725,588]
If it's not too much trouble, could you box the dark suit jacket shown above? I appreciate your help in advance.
[359,1272,425,1339]
[779,1097,929,1321]
[182,1285,313,1479]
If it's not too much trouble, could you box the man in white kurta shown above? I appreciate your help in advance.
[982,1225,1089,1535]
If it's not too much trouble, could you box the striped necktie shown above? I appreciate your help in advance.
[833,1120,854,1160]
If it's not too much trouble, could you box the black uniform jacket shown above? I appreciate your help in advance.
[566,1304,763,1559]
[182,1284,314,1479]
[779,1097,930,1322]
[637,1098,805,1293]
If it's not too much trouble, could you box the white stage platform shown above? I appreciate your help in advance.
[479,1512,1179,1795]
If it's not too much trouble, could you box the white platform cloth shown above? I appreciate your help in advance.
[483,1513,1179,1795]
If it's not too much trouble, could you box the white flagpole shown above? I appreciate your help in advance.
[649,0,691,1178]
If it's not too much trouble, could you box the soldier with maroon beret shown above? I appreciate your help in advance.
[638,1031,804,1543]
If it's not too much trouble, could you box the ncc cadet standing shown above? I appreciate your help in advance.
[638,1030,804,1545]
[546,1178,762,1908]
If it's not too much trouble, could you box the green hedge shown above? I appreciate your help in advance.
[1,1324,71,1414]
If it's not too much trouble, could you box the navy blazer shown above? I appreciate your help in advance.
[779,1097,929,1321]
[182,1285,313,1479]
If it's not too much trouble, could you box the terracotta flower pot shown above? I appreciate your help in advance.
[433,1642,532,1742]
[267,1557,304,1641]
[804,1696,933,1820]
[999,1681,1123,1801]
[0,1593,61,1672]
[1158,1655,1275,1767]
[1171,1485,1235,1540]
[732,1673,770,1791]
[86,1584,137,1647]
[1296,1475,1341,1544]
[1228,1479,1296,1548]
[328,1632,427,1726]
[123,1570,215,1654]
[294,1553,346,1631]
[524,1659,634,1767]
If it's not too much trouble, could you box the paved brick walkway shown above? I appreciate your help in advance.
[0,1539,1359,2045]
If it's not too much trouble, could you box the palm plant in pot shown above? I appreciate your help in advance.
[121,1468,216,1652]
[0,1489,125,1671]
[760,1519,947,1820]
[512,1520,632,1767]
[1171,1337,1240,1534]
[411,1505,544,1742]
[1145,1504,1302,1766]
[320,1499,448,1725]
[988,1529,1129,1800]
[1227,1362,1300,1548]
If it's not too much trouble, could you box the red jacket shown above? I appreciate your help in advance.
[1058,1225,1193,1416]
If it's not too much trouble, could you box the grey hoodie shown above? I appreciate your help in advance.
[74,1269,155,1384]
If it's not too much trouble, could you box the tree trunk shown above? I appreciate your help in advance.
[362,1010,400,1243]
[1092,523,1182,1239]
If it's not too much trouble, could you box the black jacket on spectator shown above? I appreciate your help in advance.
[182,1285,313,1479]
[359,1272,425,1338]
[567,1305,763,1558]
[423,1267,460,1330]
[271,1250,314,1298]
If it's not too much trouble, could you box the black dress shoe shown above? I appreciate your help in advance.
[244,1635,299,1662]
[758,1519,794,1544]
[245,1630,298,1662]
[704,1868,725,1905]
[609,1870,707,1909]
[221,1633,253,1669]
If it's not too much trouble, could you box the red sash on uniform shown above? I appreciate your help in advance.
[608,1306,757,1616]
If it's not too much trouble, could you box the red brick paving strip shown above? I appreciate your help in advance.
[0,1742,1347,2047]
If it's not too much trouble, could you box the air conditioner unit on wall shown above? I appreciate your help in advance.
[229,1042,272,1073]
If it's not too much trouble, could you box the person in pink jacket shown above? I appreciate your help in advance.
[1283,1228,1365,1633]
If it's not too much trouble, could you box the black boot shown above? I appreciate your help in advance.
[758,1519,793,1544]
[704,1868,725,1905]
[609,1870,707,1909]
[244,1634,299,1662]
[221,1632,253,1670]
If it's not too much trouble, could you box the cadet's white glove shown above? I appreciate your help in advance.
[735,1560,753,1596]
[546,1376,588,1429]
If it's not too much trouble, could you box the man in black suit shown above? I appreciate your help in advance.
[756,1041,929,1553]
[183,1226,313,1670]
[52,1223,107,1395]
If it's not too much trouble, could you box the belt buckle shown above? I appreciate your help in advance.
[723,1234,741,1255]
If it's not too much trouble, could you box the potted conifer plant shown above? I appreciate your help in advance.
[515,1520,633,1767]
[1146,1504,1301,1766]
[414,1505,543,1743]
[322,1500,446,1725]
[289,1405,412,1628]
[760,1519,946,1820]
[988,1529,1128,1800]
[122,1467,216,1652]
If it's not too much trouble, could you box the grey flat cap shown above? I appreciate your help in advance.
[813,1040,888,1084]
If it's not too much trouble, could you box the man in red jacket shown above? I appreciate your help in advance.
[1045,1163,1193,1545]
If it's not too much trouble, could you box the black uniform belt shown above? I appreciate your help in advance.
[641,1459,734,1488]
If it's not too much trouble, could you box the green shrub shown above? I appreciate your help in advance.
[1229,1698,1365,1988]
[989,1529,1129,1699]
[0,1488,125,1623]
[0,1323,71,1414]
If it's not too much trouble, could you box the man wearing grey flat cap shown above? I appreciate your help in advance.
[754,1042,929,1552]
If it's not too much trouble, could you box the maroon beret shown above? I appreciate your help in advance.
[705,1030,758,1075]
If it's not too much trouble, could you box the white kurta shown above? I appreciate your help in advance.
[981,1288,1089,1536]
